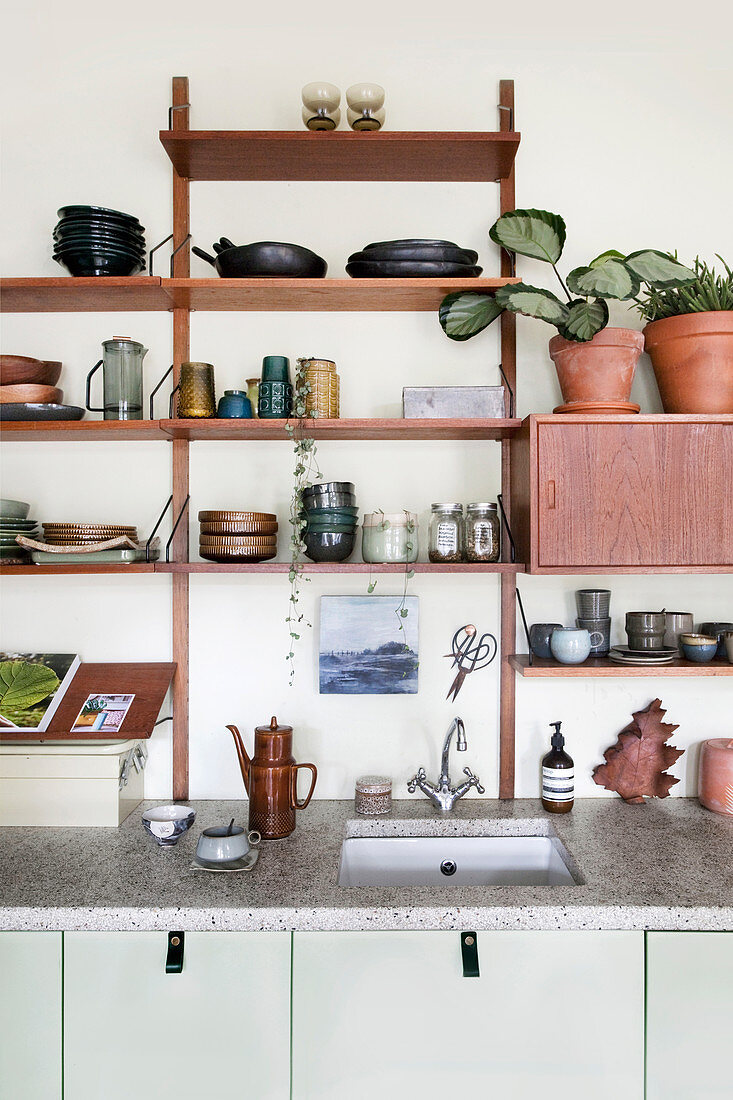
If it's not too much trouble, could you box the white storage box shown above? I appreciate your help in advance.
[0,740,147,827]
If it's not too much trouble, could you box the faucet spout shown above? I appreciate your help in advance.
[440,717,466,786]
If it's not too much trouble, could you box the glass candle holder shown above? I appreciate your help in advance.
[178,361,215,418]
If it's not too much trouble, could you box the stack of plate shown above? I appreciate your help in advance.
[303,359,339,419]
[346,238,481,279]
[0,355,84,422]
[41,522,138,545]
[53,205,146,277]
[0,499,38,563]
[198,510,278,562]
[608,645,678,666]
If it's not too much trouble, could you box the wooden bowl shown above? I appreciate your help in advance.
[0,357,62,386]
[0,384,63,405]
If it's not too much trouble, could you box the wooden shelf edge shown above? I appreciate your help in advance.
[161,417,521,441]
[156,562,526,574]
[0,420,166,441]
[0,564,160,575]
[0,276,169,313]
[508,654,733,677]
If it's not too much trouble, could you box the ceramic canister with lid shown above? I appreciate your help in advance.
[362,512,418,563]
[355,775,392,815]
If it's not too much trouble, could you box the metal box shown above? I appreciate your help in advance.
[402,386,506,418]
[0,740,147,826]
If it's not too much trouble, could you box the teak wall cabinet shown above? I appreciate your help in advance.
[510,414,733,574]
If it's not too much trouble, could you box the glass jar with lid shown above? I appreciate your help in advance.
[465,502,500,562]
[428,503,463,563]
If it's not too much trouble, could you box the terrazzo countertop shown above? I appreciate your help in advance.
[1,798,731,932]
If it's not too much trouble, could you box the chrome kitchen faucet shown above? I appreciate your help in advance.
[407,716,485,811]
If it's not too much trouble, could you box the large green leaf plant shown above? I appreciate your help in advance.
[439,209,696,344]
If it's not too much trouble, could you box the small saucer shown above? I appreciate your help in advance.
[553,400,641,415]
[191,849,260,873]
[612,644,678,658]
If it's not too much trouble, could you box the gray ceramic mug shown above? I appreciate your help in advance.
[626,611,666,650]
[550,627,603,665]
[529,622,563,659]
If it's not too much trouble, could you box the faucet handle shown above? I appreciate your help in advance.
[463,767,485,794]
[407,766,426,793]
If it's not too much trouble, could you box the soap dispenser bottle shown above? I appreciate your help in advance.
[541,721,574,814]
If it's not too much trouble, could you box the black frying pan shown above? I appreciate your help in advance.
[192,240,327,278]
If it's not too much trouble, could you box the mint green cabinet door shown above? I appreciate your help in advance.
[647,932,733,1100]
[292,930,643,1100]
[0,932,62,1100]
[64,931,290,1099]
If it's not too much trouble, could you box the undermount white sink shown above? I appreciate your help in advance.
[337,834,579,887]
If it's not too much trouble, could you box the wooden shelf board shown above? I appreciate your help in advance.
[159,129,521,182]
[0,420,166,441]
[528,566,733,575]
[163,276,517,312]
[157,561,525,574]
[0,277,169,313]
[508,654,733,677]
[162,417,520,441]
[0,662,176,742]
[0,564,159,575]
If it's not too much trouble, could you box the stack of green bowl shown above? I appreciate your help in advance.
[0,499,38,563]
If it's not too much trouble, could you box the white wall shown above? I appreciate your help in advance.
[1,0,732,801]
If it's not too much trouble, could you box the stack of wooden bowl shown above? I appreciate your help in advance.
[302,358,339,419]
[41,522,139,546]
[0,356,64,414]
[198,510,278,562]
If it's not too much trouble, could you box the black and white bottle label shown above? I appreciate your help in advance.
[542,767,574,802]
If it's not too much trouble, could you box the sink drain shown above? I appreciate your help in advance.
[440,859,457,876]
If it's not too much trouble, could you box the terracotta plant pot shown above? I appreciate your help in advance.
[643,311,733,413]
[548,327,644,408]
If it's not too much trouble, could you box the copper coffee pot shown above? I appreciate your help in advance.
[227,716,317,839]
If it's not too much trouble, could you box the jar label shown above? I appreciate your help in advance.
[542,767,574,801]
[436,522,459,551]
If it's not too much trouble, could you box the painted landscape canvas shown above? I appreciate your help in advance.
[319,596,419,694]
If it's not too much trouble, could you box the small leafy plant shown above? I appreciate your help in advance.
[439,208,696,344]
[284,357,323,686]
[81,697,107,716]
[636,255,733,322]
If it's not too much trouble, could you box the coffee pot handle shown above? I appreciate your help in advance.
[86,359,104,412]
[291,763,317,810]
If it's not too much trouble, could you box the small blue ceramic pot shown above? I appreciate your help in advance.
[680,633,718,663]
[217,390,253,418]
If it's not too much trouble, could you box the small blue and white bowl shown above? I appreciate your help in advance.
[142,804,196,846]
[679,633,718,664]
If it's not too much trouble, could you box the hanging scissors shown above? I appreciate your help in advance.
[445,623,497,701]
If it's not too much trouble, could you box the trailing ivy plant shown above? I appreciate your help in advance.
[439,208,696,344]
[366,510,416,660]
[284,357,322,686]
[635,255,733,322]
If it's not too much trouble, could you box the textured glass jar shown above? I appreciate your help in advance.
[464,502,500,562]
[355,775,392,815]
[362,512,418,563]
[178,361,216,418]
[428,503,463,563]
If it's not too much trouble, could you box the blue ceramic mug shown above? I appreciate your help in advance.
[217,390,253,418]
[550,627,602,665]
[529,623,563,660]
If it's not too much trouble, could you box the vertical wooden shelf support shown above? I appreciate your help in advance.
[171,77,190,800]
[498,79,517,798]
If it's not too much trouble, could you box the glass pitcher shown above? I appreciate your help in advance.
[86,337,148,420]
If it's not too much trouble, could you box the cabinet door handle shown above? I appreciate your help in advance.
[460,931,480,978]
[547,480,556,509]
[166,931,185,974]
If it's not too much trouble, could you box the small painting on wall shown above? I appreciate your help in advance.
[319,595,419,694]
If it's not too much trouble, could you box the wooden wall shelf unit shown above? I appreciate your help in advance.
[158,129,521,182]
[0,77,521,800]
[510,414,733,574]
[509,655,733,678]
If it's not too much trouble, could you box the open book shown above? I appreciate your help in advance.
[0,653,81,731]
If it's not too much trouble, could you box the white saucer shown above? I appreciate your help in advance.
[191,849,260,873]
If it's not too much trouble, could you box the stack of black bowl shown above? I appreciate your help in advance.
[53,205,146,277]
[301,482,358,563]
[346,238,481,278]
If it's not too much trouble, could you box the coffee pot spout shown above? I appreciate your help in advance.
[226,724,251,793]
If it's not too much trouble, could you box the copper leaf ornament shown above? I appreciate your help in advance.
[593,698,683,804]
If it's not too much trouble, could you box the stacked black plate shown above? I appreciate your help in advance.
[53,205,146,277]
[346,238,481,278]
